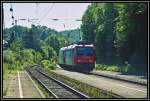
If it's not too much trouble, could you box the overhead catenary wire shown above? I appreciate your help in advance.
[7,3,41,30]
[39,3,55,24]
[36,3,38,18]
[28,20,39,25]
[35,3,39,25]
[51,18,82,31]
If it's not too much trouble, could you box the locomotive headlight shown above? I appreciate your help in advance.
[89,60,93,62]
[78,60,81,62]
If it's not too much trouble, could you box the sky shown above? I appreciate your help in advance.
[3,3,91,32]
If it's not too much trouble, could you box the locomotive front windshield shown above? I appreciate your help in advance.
[76,47,94,56]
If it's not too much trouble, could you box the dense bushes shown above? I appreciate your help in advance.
[41,60,55,70]
[95,63,136,73]
[3,24,69,77]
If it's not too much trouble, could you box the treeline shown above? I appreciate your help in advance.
[3,24,69,79]
[81,3,148,72]
[59,29,81,43]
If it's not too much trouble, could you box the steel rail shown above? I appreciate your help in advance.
[27,67,90,98]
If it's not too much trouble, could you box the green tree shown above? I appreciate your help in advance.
[81,4,96,43]
[20,49,35,64]
[103,3,117,64]
[3,49,16,64]
[81,3,147,73]
[115,3,147,70]
[23,25,40,51]
[81,3,117,64]
[45,34,61,55]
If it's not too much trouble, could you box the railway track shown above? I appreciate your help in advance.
[26,66,90,98]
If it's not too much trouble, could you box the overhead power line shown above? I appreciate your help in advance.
[39,3,55,24]
[35,3,39,25]
[16,18,39,25]
[50,18,82,30]
[51,18,82,21]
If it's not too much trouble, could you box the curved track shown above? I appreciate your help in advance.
[27,66,89,98]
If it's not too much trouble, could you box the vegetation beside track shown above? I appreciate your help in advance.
[95,64,135,73]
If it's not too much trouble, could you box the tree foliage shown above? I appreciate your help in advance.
[81,3,148,72]
[59,29,80,43]
[3,24,69,71]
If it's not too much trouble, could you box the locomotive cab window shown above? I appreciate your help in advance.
[76,47,94,56]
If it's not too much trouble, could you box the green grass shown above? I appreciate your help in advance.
[3,62,25,80]
[43,68,119,98]
[3,63,11,96]
[3,84,8,96]
[3,63,11,80]
[95,64,136,73]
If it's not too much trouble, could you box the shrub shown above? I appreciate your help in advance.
[3,63,10,80]
[106,66,120,72]
[95,64,108,71]
[3,49,16,64]
[48,64,55,70]
[41,60,50,68]
[41,60,56,70]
